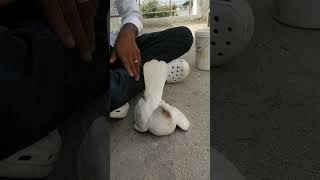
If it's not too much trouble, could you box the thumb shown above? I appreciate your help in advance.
[110,50,117,64]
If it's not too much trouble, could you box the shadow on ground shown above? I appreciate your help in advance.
[213,0,320,179]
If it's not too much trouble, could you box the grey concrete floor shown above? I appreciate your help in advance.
[213,0,320,180]
[110,22,210,180]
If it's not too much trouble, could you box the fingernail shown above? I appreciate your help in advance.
[82,51,92,62]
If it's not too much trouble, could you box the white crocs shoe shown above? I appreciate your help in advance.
[110,102,129,119]
[0,129,62,179]
[167,59,190,84]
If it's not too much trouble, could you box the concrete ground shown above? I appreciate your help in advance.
[213,0,320,180]
[110,22,210,180]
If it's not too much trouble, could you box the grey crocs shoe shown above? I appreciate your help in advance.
[274,0,320,29]
[211,0,255,66]
[0,129,62,178]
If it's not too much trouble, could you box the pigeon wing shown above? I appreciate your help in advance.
[160,101,190,131]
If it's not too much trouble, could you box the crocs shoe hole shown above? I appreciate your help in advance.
[18,155,32,161]
[227,27,233,32]
[213,29,219,34]
[214,16,219,22]
[48,154,54,160]
[218,52,224,56]
[226,41,231,45]
[211,42,216,46]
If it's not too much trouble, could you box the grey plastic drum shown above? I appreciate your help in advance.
[211,0,255,66]
[274,0,320,29]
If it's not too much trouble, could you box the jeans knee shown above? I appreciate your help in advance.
[110,92,125,111]
[110,69,130,111]
[176,26,193,52]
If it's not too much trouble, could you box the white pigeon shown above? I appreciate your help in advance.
[134,60,190,136]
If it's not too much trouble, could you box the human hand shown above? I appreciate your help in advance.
[38,0,96,62]
[110,23,141,81]
[0,0,13,8]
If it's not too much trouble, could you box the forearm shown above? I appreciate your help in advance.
[116,0,143,35]
[120,23,138,37]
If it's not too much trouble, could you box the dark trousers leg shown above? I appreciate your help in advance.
[110,26,193,111]
[0,21,107,158]
[77,116,109,180]
[47,112,109,180]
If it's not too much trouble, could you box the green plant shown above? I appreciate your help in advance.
[183,0,193,8]
[140,0,177,18]
[140,0,158,18]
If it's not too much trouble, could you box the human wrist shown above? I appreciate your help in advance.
[120,23,138,37]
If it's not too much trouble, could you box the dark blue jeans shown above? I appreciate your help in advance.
[110,26,193,111]
[0,21,107,158]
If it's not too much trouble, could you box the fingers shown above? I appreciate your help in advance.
[110,50,117,64]
[134,59,140,78]
[124,48,141,81]
[128,55,139,81]
[135,44,142,75]
[111,47,140,81]
[58,0,91,61]
[120,56,139,81]
[38,0,75,48]
[77,1,96,53]
[122,57,134,78]
[132,47,141,80]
